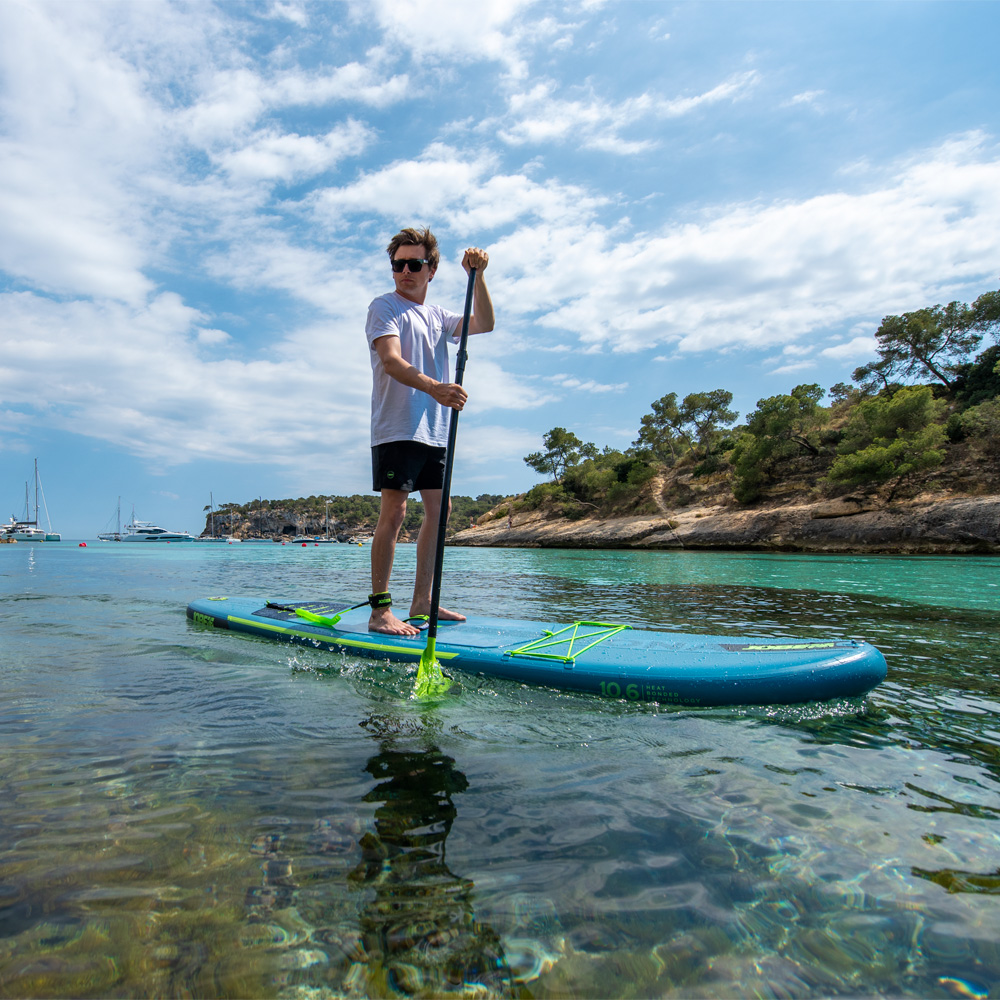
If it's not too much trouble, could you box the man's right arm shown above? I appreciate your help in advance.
[373,335,468,410]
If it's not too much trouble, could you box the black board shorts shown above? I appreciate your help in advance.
[372,441,447,493]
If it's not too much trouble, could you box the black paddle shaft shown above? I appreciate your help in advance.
[426,267,477,640]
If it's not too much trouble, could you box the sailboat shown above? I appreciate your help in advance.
[98,498,123,542]
[2,460,60,541]
[195,492,237,541]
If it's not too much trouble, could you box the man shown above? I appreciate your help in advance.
[365,227,494,635]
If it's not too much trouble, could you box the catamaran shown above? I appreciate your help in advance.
[2,460,60,541]
[1,516,46,541]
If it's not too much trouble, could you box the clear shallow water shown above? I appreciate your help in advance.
[1,541,999,998]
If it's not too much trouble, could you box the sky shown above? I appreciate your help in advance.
[1,0,999,538]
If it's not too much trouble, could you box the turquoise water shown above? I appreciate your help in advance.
[2,541,999,998]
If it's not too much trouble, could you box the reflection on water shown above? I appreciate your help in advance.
[348,715,512,997]
[1,543,999,997]
[225,715,514,998]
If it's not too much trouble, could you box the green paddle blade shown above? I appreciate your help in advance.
[415,639,459,700]
[294,607,343,628]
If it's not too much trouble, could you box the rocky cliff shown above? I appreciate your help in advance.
[201,510,361,541]
[451,493,1000,554]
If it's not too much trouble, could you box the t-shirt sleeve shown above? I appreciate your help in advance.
[439,307,463,341]
[366,297,399,350]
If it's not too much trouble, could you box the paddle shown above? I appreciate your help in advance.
[415,265,478,699]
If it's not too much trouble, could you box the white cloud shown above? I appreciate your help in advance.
[266,2,309,27]
[0,3,175,303]
[179,69,269,147]
[0,290,373,469]
[216,120,374,182]
[820,335,878,360]
[179,60,409,151]
[0,2,399,311]
[2,1,998,493]
[461,357,549,411]
[454,423,542,470]
[659,71,759,116]
[770,360,818,376]
[196,328,232,346]
[267,63,413,109]
[783,89,826,110]
[366,0,540,77]
[0,281,539,474]
[493,72,760,153]
[309,143,606,233]
[648,19,671,42]
[0,148,155,303]
[838,158,872,178]
[497,132,1000,358]
[781,344,814,358]
[544,374,629,393]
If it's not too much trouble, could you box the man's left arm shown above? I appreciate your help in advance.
[462,247,494,335]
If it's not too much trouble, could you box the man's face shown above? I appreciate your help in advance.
[391,243,436,303]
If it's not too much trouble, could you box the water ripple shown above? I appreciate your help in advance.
[2,544,999,997]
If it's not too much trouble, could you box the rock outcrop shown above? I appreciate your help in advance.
[451,494,1000,554]
[201,510,358,541]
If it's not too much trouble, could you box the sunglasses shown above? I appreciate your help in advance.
[391,258,431,273]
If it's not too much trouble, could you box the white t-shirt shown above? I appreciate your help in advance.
[366,291,463,447]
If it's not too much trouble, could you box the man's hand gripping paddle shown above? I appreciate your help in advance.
[415,266,477,699]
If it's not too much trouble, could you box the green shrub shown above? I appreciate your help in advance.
[522,481,568,510]
[960,398,1000,457]
[729,433,773,503]
[729,384,827,502]
[954,345,1000,405]
[826,386,947,494]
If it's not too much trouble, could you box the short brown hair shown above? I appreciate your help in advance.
[386,227,440,269]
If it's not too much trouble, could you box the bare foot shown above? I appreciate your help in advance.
[411,604,466,622]
[369,608,420,636]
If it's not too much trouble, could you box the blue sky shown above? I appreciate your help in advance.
[2,0,999,538]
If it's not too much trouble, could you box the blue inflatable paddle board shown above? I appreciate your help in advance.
[186,596,886,706]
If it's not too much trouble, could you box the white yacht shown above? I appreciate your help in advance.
[121,518,194,542]
[99,502,193,542]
